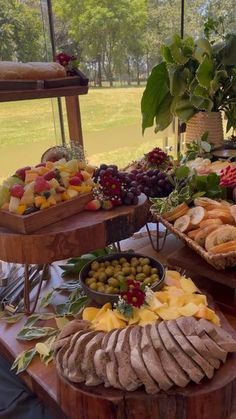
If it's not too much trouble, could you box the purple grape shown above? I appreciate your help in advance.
[143,186,150,196]
[127,191,134,199]
[100,164,108,170]
[136,173,142,182]
[149,189,156,198]
[143,175,151,185]
[157,172,166,180]
[153,169,159,176]
[157,179,165,187]
[147,169,154,176]
[130,180,138,188]
[150,175,157,184]
[132,196,139,205]
[131,169,138,175]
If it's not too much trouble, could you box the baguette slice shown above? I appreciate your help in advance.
[187,206,206,226]
[205,225,236,251]
[199,218,223,229]
[163,203,189,222]
[209,240,236,254]
[207,210,235,225]
[194,225,221,247]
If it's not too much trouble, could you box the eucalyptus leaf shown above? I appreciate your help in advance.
[68,296,88,315]
[11,348,37,374]
[0,313,24,324]
[24,313,56,328]
[39,289,56,308]
[17,326,58,341]
[41,351,54,366]
[55,303,70,316]
[55,317,70,330]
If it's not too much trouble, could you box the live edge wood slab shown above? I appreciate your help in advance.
[0,194,149,264]
[58,307,236,419]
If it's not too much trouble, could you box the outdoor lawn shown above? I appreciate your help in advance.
[0,87,175,178]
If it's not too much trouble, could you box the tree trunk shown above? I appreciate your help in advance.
[127,58,131,86]
[136,61,140,86]
[97,55,102,87]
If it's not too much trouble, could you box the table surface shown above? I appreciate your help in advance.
[0,228,236,419]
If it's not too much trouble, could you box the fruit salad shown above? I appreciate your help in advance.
[0,158,95,215]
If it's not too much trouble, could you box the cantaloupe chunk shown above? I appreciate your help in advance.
[154,291,169,303]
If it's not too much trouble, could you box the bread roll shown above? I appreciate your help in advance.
[0,61,66,80]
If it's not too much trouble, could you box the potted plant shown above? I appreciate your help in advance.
[141,18,236,149]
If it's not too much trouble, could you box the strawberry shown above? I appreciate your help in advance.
[34,177,50,193]
[74,172,84,182]
[69,176,83,186]
[84,199,101,211]
[10,184,24,199]
[15,166,31,181]
[44,170,58,181]
[102,200,113,210]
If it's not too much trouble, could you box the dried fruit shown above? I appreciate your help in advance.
[10,184,24,199]
[85,199,101,211]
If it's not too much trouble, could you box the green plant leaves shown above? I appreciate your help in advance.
[17,326,58,341]
[154,93,173,132]
[196,56,214,89]
[0,313,24,324]
[194,38,213,62]
[173,96,196,122]
[11,348,37,374]
[220,34,236,66]
[141,62,170,133]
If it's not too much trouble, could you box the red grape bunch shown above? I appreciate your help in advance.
[129,168,173,198]
[93,164,141,207]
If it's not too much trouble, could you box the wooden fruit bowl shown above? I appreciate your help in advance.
[0,192,93,234]
[154,214,236,270]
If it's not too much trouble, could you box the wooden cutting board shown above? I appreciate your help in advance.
[57,308,236,419]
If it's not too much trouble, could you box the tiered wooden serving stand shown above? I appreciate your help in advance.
[0,194,149,313]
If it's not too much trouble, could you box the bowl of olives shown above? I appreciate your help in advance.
[79,252,165,305]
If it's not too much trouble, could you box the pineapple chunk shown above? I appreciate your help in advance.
[138,308,159,325]
[16,204,26,215]
[67,189,79,199]
[9,197,21,213]
[35,196,46,208]
[156,306,179,320]
[180,277,199,294]
[178,302,200,317]
[47,196,57,206]
[82,307,100,322]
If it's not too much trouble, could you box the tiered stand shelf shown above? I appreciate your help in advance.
[0,83,89,145]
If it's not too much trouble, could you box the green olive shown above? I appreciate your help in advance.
[105,267,114,276]
[97,286,105,292]
[151,274,159,282]
[114,265,121,272]
[100,262,105,267]
[108,277,119,287]
[142,265,151,275]
[106,286,115,294]
[98,272,107,282]
[104,261,110,267]
[151,268,158,274]
[130,267,136,275]
[136,273,146,281]
[117,274,125,282]
[119,257,127,264]
[89,282,98,290]
[88,270,95,277]
[122,266,131,275]
[93,272,100,280]
[111,260,119,266]
[91,261,99,271]
[136,266,142,273]
[140,258,150,266]
[143,277,152,286]
[86,277,97,286]
[113,288,119,293]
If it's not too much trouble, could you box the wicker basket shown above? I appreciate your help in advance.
[186,111,224,149]
[153,213,236,270]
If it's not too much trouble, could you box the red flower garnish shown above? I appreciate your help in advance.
[121,279,145,308]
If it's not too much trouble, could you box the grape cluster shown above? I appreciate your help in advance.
[93,164,141,206]
[147,147,169,167]
[128,168,173,198]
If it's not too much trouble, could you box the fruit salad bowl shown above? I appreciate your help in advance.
[79,252,165,305]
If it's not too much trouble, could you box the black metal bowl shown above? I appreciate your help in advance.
[79,252,165,306]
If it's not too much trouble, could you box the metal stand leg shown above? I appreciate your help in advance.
[24,264,49,315]
[146,222,168,252]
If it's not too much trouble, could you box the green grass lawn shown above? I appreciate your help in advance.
[0,87,175,178]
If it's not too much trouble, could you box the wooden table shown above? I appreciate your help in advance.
[1,226,236,419]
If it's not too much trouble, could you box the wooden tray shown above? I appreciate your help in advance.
[0,192,93,234]
[58,307,236,419]
[0,80,41,90]
[44,69,89,88]
[153,214,236,270]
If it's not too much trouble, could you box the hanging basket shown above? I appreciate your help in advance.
[185,111,224,149]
